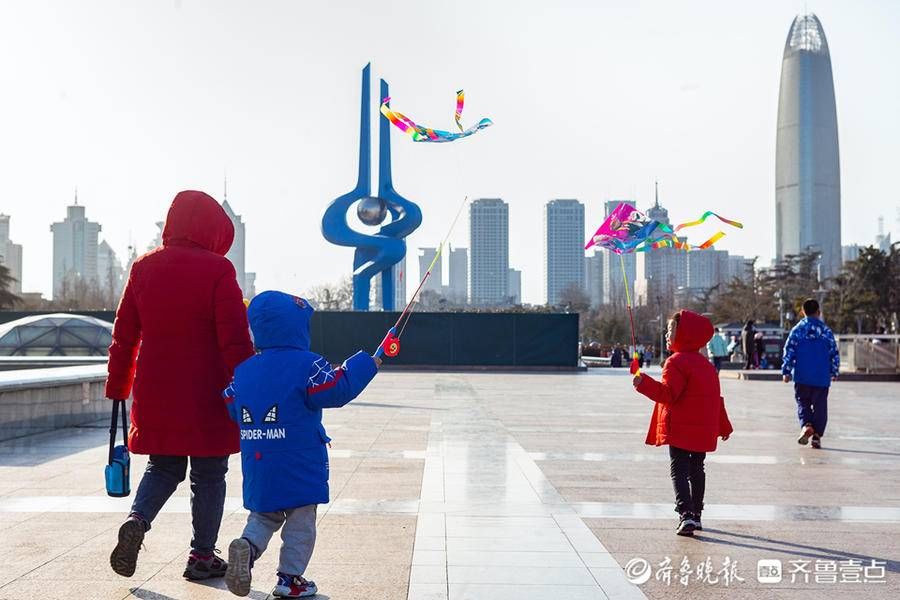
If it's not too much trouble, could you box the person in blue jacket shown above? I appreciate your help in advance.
[781,298,839,449]
[222,291,379,598]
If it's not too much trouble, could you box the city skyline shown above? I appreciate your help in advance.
[0,2,898,305]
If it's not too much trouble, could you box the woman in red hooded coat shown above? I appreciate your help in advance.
[107,191,255,580]
[633,310,733,536]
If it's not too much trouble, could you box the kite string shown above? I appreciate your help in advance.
[389,195,469,333]
[619,253,639,375]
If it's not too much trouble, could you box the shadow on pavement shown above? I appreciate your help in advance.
[696,529,900,573]
[352,401,446,411]
[820,447,900,458]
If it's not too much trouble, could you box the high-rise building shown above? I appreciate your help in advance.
[508,268,522,305]
[374,254,405,310]
[584,251,604,308]
[687,249,728,290]
[601,200,637,306]
[726,255,753,283]
[448,246,468,304]
[418,247,443,293]
[0,214,23,294]
[470,199,509,306]
[634,189,686,306]
[51,200,102,299]
[775,13,841,279]
[875,216,892,252]
[97,240,124,300]
[222,198,256,299]
[544,199,585,306]
[841,244,861,264]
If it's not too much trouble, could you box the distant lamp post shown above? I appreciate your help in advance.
[813,286,827,319]
[776,288,785,331]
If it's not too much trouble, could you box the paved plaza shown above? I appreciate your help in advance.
[0,368,898,599]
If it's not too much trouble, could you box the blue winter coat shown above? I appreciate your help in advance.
[781,317,840,388]
[223,291,378,513]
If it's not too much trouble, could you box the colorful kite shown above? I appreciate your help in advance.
[584,202,743,375]
[380,90,493,143]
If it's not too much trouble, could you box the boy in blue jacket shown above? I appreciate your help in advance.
[222,291,379,598]
[782,298,839,449]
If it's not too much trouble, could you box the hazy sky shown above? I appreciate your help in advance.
[1,0,898,304]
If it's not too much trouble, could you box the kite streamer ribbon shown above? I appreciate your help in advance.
[381,93,492,143]
[586,204,743,254]
[374,196,469,359]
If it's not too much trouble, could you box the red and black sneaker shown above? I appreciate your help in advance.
[183,550,227,580]
[273,572,318,598]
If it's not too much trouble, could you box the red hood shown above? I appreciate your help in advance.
[162,190,234,255]
[671,310,714,353]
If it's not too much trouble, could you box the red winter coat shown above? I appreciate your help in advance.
[106,190,255,457]
[636,310,733,453]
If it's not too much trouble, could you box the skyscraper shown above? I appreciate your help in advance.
[418,247,443,293]
[51,199,102,299]
[447,246,468,304]
[97,240,124,300]
[584,251,604,308]
[0,214,23,294]
[776,13,841,278]
[222,198,257,299]
[635,185,689,307]
[507,268,522,305]
[470,199,509,306]
[544,199,585,306]
[375,255,405,310]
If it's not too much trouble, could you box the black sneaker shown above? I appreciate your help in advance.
[693,513,703,531]
[183,550,228,580]
[811,434,821,449]
[225,538,254,596]
[676,513,696,536]
[110,518,145,577]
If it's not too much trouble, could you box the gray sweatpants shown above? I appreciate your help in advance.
[241,504,317,576]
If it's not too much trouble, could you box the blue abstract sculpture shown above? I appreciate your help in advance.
[322,64,422,311]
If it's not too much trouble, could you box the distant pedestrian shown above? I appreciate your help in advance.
[632,310,733,536]
[782,299,839,449]
[645,347,654,366]
[707,328,729,373]
[741,320,756,369]
[611,345,623,368]
[727,335,739,360]
[754,332,765,369]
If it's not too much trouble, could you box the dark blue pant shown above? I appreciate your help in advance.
[130,455,229,554]
[669,446,706,515]
[795,383,829,436]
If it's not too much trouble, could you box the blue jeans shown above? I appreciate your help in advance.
[130,455,229,554]
[795,383,829,436]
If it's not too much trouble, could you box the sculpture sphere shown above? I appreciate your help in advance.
[357,196,387,226]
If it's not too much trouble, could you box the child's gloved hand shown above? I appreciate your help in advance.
[632,374,643,387]
[721,434,730,441]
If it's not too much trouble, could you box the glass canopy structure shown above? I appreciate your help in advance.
[0,314,113,356]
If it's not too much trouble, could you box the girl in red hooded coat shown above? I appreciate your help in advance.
[633,310,733,536]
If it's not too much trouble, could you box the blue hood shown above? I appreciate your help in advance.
[248,291,314,350]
